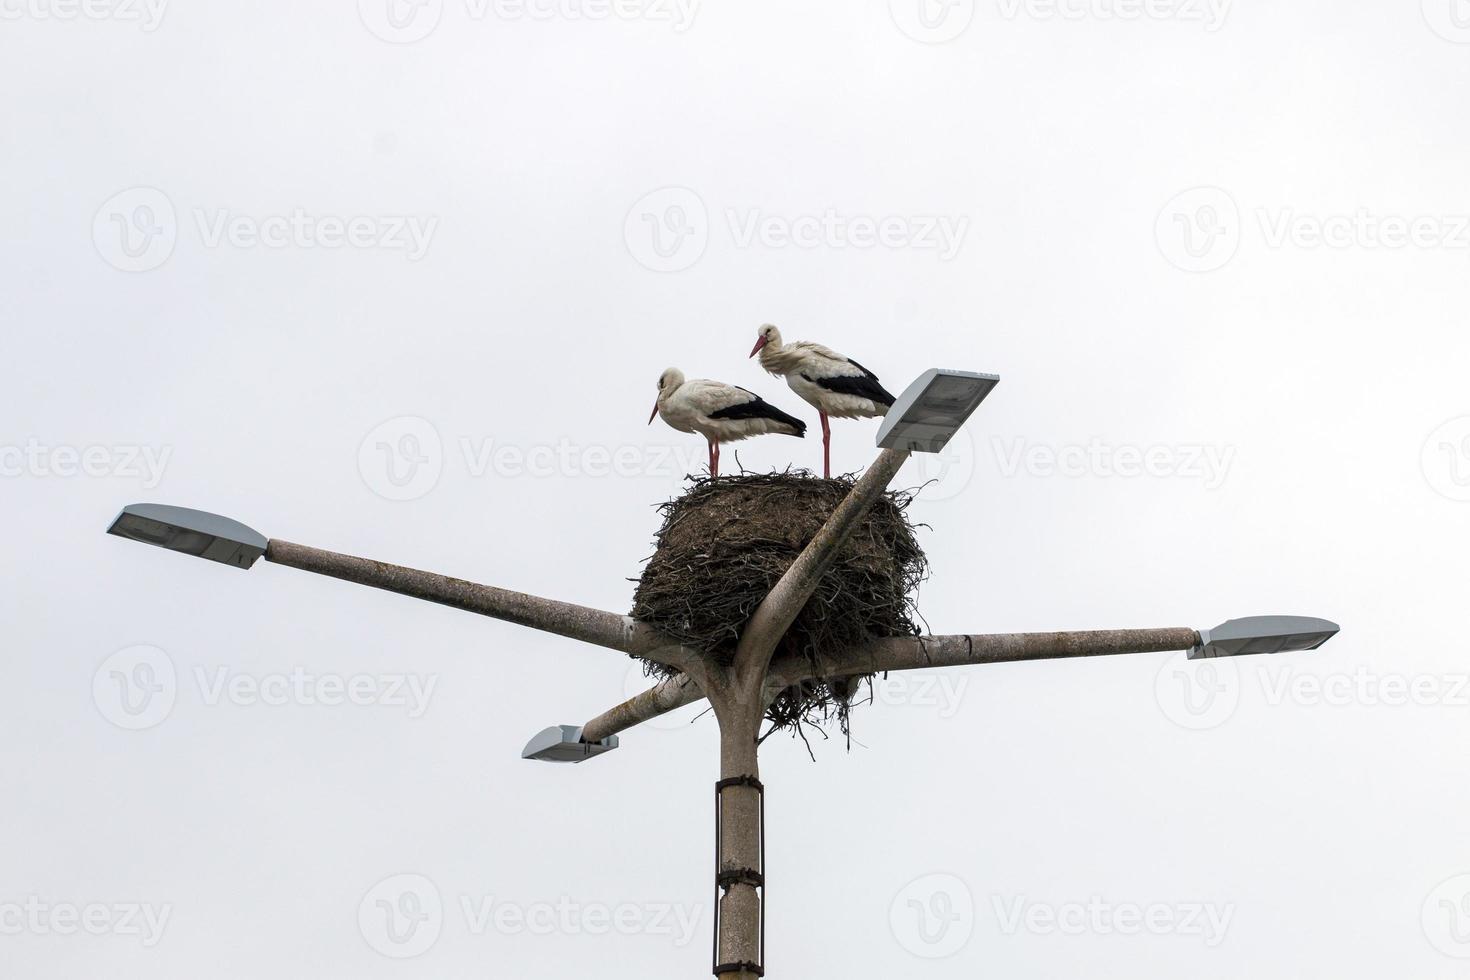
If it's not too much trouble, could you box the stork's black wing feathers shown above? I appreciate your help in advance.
[803,359,896,407]
[709,390,807,436]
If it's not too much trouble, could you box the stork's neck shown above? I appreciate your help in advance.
[757,338,803,376]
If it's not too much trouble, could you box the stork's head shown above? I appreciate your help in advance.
[749,323,781,358]
[650,367,684,424]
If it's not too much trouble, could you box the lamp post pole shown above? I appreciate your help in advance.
[106,371,1339,978]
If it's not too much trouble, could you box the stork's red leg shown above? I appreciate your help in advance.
[707,440,715,477]
[713,441,720,478]
[820,411,831,479]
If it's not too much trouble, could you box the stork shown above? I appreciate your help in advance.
[649,367,806,477]
[749,323,896,478]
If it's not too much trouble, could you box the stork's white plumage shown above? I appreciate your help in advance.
[649,367,806,477]
[749,323,896,478]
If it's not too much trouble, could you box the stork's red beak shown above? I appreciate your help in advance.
[749,335,768,358]
[649,400,660,425]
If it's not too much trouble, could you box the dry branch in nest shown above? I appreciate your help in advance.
[629,470,929,741]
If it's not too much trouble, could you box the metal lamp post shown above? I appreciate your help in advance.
[106,369,1338,979]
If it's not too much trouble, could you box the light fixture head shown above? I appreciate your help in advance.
[1188,616,1340,660]
[107,503,267,570]
[521,725,619,763]
[876,368,1000,453]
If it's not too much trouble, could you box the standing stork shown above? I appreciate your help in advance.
[749,323,896,478]
[649,368,806,477]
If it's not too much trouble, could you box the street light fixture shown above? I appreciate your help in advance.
[105,368,1340,979]
[1189,615,1340,660]
[876,368,1000,452]
[106,503,267,570]
[521,725,619,763]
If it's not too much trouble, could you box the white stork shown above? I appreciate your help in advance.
[649,367,807,477]
[749,323,896,478]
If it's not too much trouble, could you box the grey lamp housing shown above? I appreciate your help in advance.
[876,368,1000,453]
[107,503,267,570]
[1189,616,1340,660]
[522,725,619,763]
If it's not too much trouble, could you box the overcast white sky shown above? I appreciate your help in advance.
[4,1,1470,977]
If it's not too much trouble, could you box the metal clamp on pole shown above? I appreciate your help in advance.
[712,775,765,978]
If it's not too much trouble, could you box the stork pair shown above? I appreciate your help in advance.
[649,325,896,479]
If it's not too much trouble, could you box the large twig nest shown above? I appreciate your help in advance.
[630,470,929,738]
